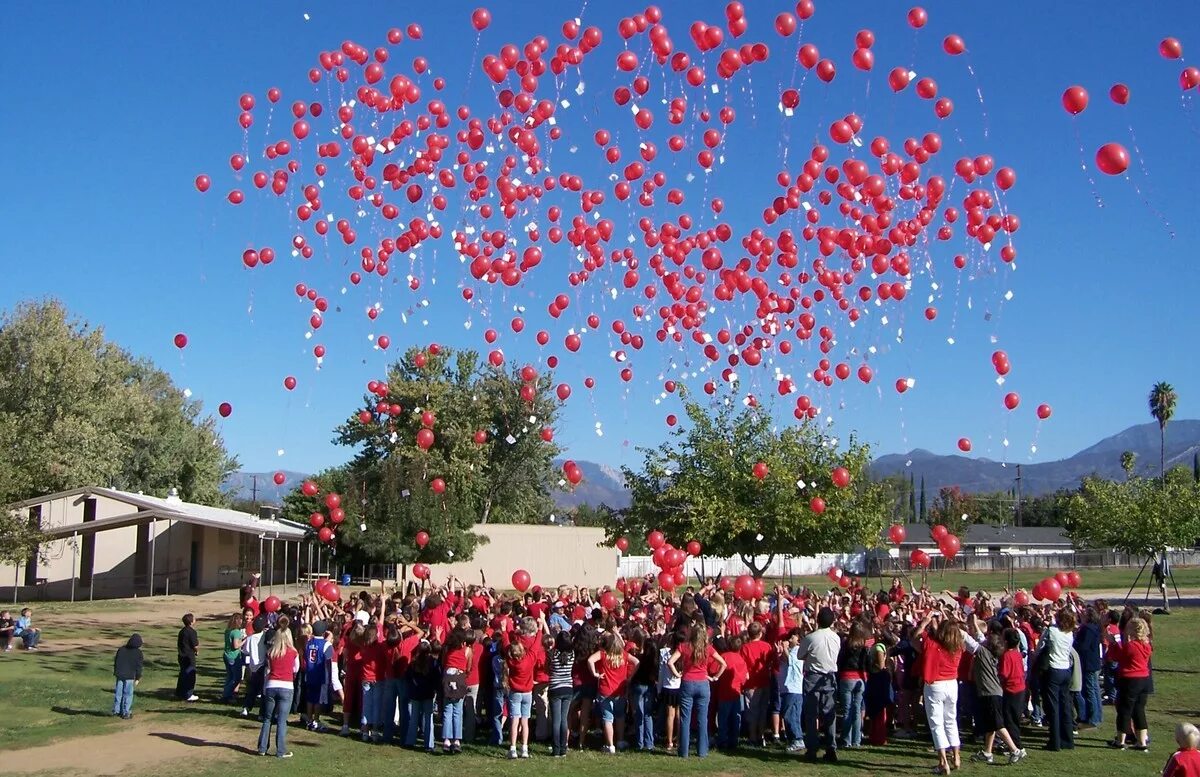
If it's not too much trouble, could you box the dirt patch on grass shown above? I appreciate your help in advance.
[8,720,252,776]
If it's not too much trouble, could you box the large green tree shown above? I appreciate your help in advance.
[1148,381,1177,482]
[282,346,561,567]
[0,300,236,561]
[613,398,890,576]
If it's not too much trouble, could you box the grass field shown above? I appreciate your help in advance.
[2,573,1198,777]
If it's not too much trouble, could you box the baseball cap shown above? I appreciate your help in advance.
[354,611,370,625]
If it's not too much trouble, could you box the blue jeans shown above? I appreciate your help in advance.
[632,684,656,749]
[1044,668,1074,750]
[407,698,435,749]
[716,697,742,749]
[20,631,40,649]
[550,687,573,752]
[222,656,242,702]
[443,697,464,741]
[382,678,408,742]
[361,681,380,729]
[113,679,136,716]
[782,690,805,745]
[1081,670,1102,726]
[836,679,864,747]
[488,689,505,745]
[678,679,710,758]
[258,687,293,756]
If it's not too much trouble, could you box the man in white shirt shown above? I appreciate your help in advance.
[796,607,841,762]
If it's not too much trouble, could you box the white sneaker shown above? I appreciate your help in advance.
[240,708,249,717]
[185,695,199,703]
[1008,749,1028,765]
[604,745,616,754]
[508,748,518,759]
[520,747,530,758]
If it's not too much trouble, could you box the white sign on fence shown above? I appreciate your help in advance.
[617,552,866,580]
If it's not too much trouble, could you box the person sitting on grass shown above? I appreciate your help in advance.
[113,633,144,719]
[1163,723,1200,777]
[14,608,40,651]
[0,610,14,652]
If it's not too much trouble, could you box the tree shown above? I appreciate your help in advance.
[282,346,561,568]
[1120,450,1137,480]
[919,476,927,522]
[0,510,43,565]
[928,486,976,537]
[612,398,890,577]
[1192,452,1198,483]
[1018,490,1072,527]
[1148,382,1178,482]
[908,473,917,523]
[0,299,236,518]
[1065,474,1200,562]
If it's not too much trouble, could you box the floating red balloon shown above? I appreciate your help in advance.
[1061,85,1089,115]
[218,402,233,418]
[647,530,665,549]
[615,536,630,552]
[1037,403,1053,420]
[321,582,340,601]
[734,574,756,600]
[301,480,319,496]
[957,437,972,453]
[470,7,491,31]
[752,461,769,479]
[1095,143,1129,175]
[511,569,531,592]
[413,562,431,580]
[173,333,188,349]
[1109,83,1130,105]
[1160,37,1183,59]
[686,540,702,556]
[415,530,429,548]
[831,466,851,488]
[888,524,906,545]
[273,472,286,486]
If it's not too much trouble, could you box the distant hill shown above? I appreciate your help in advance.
[871,420,1200,495]
[225,461,630,511]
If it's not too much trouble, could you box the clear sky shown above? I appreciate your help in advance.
[2,1,1198,476]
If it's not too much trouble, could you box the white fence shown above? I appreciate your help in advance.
[618,552,866,580]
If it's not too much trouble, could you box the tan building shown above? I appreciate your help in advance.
[433,524,618,590]
[2,487,308,601]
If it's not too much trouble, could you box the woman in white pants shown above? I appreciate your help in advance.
[916,610,967,775]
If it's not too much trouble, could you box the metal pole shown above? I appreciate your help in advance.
[1014,464,1022,527]
[149,518,157,597]
[296,541,301,593]
[71,533,77,603]
[307,543,313,589]
[258,536,264,594]
[269,539,275,595]
[282,540,288,597]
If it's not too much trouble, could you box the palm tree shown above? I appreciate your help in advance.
[1120,450,1137,480]
[1148,382,1178,482]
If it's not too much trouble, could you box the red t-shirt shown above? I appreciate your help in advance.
[507,652,535,692]
[677,643,717,682]
[527,602,547,621]
[740,639,774,690]
[999,648,1026,693]
[268,647,299,683]
[716,651,749,703]
[920,634,962,683]
[359,641,386,683]
[725,614,745,636]
[1110,640,1152,678]
[444,645,470,672]
[596,651,632,697]
[466,645,481,686]
[1164,749,1200,777]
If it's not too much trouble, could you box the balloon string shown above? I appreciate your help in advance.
[1180,92,1200,140]
[964,60,989,140]
[1120,117,1174,238]
[1071,119,1104,208]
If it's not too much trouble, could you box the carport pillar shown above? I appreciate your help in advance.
[282,539,289,596]
[269,538,275,595]
[149,518,157,597]
[71,532,78,602]
[258,535,264,593]
[295,541,301,592]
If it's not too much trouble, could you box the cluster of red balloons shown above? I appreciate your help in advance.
[645,529,703,591]
[930,523,961,560]
[1031,569,1082,602]
[313,578,341,602]
[825,565,856,589]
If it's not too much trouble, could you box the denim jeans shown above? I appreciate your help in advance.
[20,631,40,649]
[443,697,464,741]
[550,687,573,752]
[632,684,656,749]
[1081,670,1102,726]
[113,679,136,716]
[222,656,242,702]
[258,687,293,756]
[678,679,711,758]
[782,690,805,745]
[407,698,435,749]
[716,697,742,749]
[1043,668,1074,750]
[361,681,379,729]
[488,689,505,745]
[382,678,408,742]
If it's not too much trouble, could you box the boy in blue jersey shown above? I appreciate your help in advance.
[303,624,333,731]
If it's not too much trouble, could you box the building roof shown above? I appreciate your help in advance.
[886,522,1072,548]
[7,486,307,541]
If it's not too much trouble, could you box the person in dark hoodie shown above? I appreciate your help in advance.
[114,634,145,719]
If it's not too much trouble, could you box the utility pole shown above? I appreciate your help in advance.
[252,474,258,505]
[1014,465,1022,527]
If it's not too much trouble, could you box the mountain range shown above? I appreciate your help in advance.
[225,420,1200,508]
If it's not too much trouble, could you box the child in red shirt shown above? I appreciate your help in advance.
[1164,723,1200,777]
[715,635,749,750]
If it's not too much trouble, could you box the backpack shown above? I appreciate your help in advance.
[442,668,469,701]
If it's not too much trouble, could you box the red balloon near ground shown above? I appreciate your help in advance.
[263,595,282,613]
[909,549,930,568]
[413,562,431,580]
[511,569,531,592]
[1014,590,1030,606]
[734,574,756,600]
[1066,570,1082,589]
[1095,142,1129,175]
[931,524,949,542]
[686,540,702,556]
[321,582,340,601]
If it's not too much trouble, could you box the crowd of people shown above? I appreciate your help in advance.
[171,572,1190,771]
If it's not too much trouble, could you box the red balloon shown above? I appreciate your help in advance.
[958,437,972,452]
[194,175,210,193]
[752,461,769,479]
[301,480,319,496]
[1061,85,1089,115]
[321,582,340,602]
[413,563,431,580]
[907,7,927,28]
[244,596,259,613]
[931,524,949,542]
[471,7,491,30]
[283,376,297,391]
[1054,570,1070,588]
[909,549,930,568]
[415,530,430,548]
[995,167,1017,190]
[1181,66,1200,89]
[600,591,619,610]
[416,428,435,449]
[686,540,702,556]
[940,534,961,559]
[888,524,907,545]
[1031,582,1045,601]
[272,472,286,486]
[317,526,333,543]
[1004,392,1020,410]
[325,492,341,509]
[734,574,756,600]
[1041,576,1062,600]
[309,512,324,529]
[888,67,911,92]
[647,530,665,549]
[718,576,733,592]
[1066,570,1082,589]
[1160,37,1183,59]
[1109,83,1130,105]
[1037,403,1053,420]
[838,575,851,588]
[616,536,630,552]
[942,34,965,55]
[831,466,851,488]
[430,478,446,494]
[263,595,282,613]
[173,333,188,349]
[827,566,842,581]
[218,402,233,418]
[1013,590,1031,606]
[658,570,677,591]
[511,569,531,592]
[810,496,826,514]
[1095,142,1129,175]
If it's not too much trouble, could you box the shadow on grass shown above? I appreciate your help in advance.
[149,731,259,755]
[50,706,114,718]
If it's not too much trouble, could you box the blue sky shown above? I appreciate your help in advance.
[2,1,1198,476]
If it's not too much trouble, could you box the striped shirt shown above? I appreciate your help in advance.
[548,650,574,690]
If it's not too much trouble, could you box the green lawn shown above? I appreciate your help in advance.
[2,580,1198,777]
